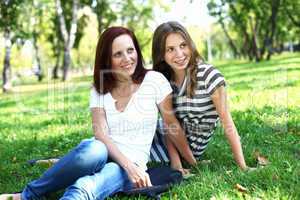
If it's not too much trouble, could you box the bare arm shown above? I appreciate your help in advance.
[210,86,247,170]
[91,108,152,187]
[158,94,197,166]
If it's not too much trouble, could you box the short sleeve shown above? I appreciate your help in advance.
[89,86,104,108]
[203,65,226,95]
[150,71,172,104]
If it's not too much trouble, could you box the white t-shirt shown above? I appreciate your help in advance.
[89,71,172,170]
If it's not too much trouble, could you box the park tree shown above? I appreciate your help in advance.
[87,0,159,61]
[55,0,79,81]
[0,0,26,92]
[208,0,286,61]
[23,0,53,82]
[283,0,300,29]
[89,0,117,34]
[50,3,88,79]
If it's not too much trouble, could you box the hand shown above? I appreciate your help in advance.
[124,162,152,188]
[244,166,257,172]
[171,162,191,176]
[177,167,191,176]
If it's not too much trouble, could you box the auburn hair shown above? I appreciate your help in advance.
[93,26,146,94]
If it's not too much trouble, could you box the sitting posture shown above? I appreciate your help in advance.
[0,26,195,200]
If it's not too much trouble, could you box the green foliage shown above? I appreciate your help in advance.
[207,0,299,61]
[0,53,299,199]
[0,0,29,40]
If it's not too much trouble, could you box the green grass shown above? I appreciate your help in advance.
[0,52,299,199]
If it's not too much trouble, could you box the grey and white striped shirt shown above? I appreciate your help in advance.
[150,64,226,161]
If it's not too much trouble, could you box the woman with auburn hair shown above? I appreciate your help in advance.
[150,21,250,173]
[0,26,195,200]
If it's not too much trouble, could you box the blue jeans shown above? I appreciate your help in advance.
[21,138,132,200]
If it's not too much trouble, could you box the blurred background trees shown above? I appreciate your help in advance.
[0,0,299,92]
[207,0,300,61]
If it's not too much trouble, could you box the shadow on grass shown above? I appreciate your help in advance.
[203,104,299,169]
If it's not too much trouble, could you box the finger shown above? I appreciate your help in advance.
[139,175,147,188]
[145,173,152,187]
[137,177,144,188]
[133,179,139,188]
[129,175,139,188]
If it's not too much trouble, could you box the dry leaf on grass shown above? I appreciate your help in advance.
[253,150,270,166]
[235,183,248,193]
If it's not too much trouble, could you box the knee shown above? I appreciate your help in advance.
[62,177,96,200]
[74,140,108,167]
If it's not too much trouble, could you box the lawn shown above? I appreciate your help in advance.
[0,52,299,199]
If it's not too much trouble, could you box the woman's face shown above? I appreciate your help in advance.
[164,33,191,71]
[111,34,137,80]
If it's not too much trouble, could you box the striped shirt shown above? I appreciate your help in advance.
[150,64,226,162]
[172,63,226,157]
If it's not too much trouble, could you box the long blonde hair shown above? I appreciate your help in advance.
[152,21,203,97]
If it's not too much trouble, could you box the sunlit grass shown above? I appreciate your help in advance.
[0,52,299,199]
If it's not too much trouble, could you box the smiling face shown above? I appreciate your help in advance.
[164,32,191,71]
[111,34,138,80]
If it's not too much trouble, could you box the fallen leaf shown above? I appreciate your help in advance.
[12,156,17,162]
[235,183,248,193]
[253,150,270,166]
[257,155,269,165]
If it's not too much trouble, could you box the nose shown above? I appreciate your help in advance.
[122,52,130,62]
[175,47,184,57]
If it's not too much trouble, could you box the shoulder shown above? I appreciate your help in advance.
[196,63,224,80]
[144,70,168,82]
[197,63,215,74]
[90,85,107,98]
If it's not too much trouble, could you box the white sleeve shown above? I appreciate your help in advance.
[89,87,104,108]
[153,72,173,104]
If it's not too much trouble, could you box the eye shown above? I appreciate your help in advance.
[166,47,174,53]
[113,51,122,58]
[127,47,135,54]
[180,43,187,48]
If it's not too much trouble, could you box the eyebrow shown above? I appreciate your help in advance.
[166,41,186,48]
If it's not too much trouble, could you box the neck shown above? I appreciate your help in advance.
[173,68,186,86]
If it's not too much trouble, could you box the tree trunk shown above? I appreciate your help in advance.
[266,0,281,60]
[52,49,61,79]
[56,0,78,81]
[33,32,43,81]
[249,16,261,62]
[2,29,12,93]
[62,46,71,81]
[219,18,240,58]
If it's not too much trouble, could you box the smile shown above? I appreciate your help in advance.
[174,57,188,65]
[121,64,133,69]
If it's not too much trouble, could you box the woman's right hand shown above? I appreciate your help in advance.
[124,162,152,188]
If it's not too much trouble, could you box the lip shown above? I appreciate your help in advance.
[174,57,188,65]
[121,63,133,69]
